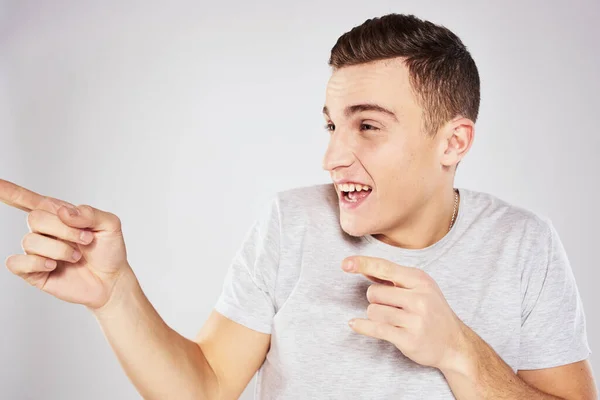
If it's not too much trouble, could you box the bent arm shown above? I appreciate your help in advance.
[442,325,597,400]
[91,266,271,400]
[92,267,219,400]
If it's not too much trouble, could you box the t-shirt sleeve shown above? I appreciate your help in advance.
[213,195,280,334]
[518,218,591,370]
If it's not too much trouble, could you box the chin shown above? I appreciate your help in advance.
[339,214,373,237]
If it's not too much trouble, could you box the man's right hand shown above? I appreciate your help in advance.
[1,178,131,310]
[1,179,272,400]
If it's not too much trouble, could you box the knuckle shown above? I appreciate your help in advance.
[78,204,93,214]
[389,308,403,325]
[415,295,428,314]
[26,209,43,229]
[26,211,35,228]
[421,279,435,290]
[44,197,63,212]
[414,316,425,333]
[21,232,36,250]
[372,323,385,338]
[24,275,41,288]
[379,262,393,280]
[375,260,385,274]
[10,189,24,206]
[417,270,433,285]
[367,303,379,319]
[110,213,122,229]
[366,284,378,303]
[414,268,427,280]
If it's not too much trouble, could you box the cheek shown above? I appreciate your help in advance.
[370,148,429,204]
[376,146,415,183]
[359,133,428,190]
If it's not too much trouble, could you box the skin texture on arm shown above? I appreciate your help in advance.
[442,324,598,400]
[93,278,270,400]
[518,362,598,400]
[92,268,220,400]
[195,311,271,400]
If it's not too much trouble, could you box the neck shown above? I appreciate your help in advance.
[372,187,459,249]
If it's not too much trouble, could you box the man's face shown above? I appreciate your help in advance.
[322,58,446,237]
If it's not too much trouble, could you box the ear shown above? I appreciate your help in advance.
[438,117,474,168]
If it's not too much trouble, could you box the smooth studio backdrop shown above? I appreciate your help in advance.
[0,1,598,398]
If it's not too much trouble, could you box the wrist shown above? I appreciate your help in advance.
[439,321,480,380]
[89,264,140,319]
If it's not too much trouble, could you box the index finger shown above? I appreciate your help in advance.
[342,256,422,289]
[0,179,45,212]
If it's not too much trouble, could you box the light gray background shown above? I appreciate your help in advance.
[0,1,598,399]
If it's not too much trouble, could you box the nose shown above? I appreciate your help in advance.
[322,130,355,172]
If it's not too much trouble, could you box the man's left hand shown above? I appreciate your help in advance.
[342,255,469,372]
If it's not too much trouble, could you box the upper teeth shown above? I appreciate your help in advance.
[339,183,372,192]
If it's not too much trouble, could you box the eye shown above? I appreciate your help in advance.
[360,123,379,131]
[324,123,335,132]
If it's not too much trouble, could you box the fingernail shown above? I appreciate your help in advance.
[348,319,355,327]
[45,259,57,269]
[72,249,82,261]
[342,260,354,271]
[66,206,79,217]
[80,230,93,244]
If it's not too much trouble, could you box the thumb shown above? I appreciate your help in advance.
[58,204,122,233]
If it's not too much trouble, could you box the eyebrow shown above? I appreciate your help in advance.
[322,104,398,122]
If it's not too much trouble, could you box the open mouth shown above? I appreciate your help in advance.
[337,183,372,208]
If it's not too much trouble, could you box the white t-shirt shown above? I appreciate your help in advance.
[215,184,591,399]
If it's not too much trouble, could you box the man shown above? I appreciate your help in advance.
[1,13,596,400]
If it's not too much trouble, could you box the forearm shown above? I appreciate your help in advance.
[441,326,562,400]
[90,267,219,400]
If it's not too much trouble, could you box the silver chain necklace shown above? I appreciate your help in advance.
[449,189,459,232]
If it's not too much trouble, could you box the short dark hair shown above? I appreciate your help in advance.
[329,13,480,135]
